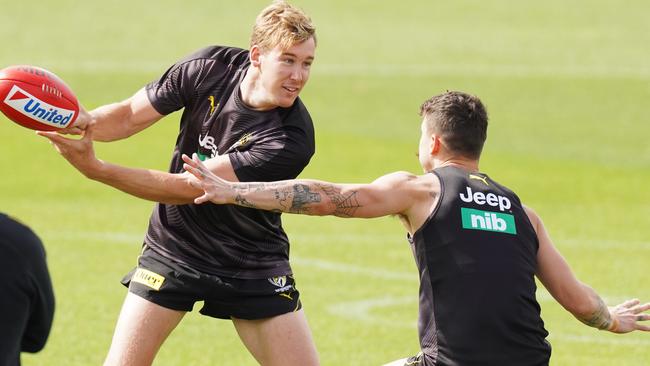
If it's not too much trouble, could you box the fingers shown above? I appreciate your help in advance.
[183,163,204,181]
[82,123,94,141]
[181,153,196,167]
[637,324,650,332]
[635,302,650,312]
[36,130,70,145]
[635,314,650,321]
[619,298,641,309]
[58,127,83,135]
[194,194,211,205]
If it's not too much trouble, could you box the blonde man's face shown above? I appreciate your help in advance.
[257,37,316,108]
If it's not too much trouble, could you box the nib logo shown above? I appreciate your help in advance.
[461,207,517,235]
[3,85,75,128]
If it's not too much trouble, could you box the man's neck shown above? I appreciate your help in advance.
[240,67,275,111]
[434,157,480,172]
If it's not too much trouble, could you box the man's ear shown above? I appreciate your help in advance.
[249,45,262,67]
[430,134,442,155]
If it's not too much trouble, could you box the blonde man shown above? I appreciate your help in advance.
[182,91,650,365]
[40,1,320,365]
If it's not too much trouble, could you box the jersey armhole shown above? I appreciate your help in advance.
[410,171,444,239]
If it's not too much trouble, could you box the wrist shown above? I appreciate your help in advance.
[83,158,107,180]
[606,314,619,332]
[227,183,239,205]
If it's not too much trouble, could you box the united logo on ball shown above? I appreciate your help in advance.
[0,65,79,131]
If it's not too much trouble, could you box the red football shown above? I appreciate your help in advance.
[0,65,79,131]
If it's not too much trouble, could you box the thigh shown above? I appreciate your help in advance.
[232,309,319,366]
[104,292,185,366]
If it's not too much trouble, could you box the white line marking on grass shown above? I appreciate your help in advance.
[325,295,650,346]
[560,238,650,250]
[292,257,417,282]
[549,333,650,346]
[316,63,650,79]
[326,296,417,329]
[45,230,144,245]
[44,61,650,79]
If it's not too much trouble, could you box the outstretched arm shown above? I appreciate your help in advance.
[38,127,238,205]
[527,206,650,333]
[182,153,431,219]
[61,88,164,141]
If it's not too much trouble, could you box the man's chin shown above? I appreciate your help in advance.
[277,96,298,108]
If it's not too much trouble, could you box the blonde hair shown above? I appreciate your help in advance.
[250,0,316,51]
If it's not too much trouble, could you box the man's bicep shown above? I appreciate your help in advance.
[127,88,165,133]
[350,173,419,218]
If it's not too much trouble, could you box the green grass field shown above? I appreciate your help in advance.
[1,0,649,365]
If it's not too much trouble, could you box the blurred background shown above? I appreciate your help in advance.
[1,1,648,364]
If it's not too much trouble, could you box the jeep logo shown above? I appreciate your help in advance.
[459,186,511,212]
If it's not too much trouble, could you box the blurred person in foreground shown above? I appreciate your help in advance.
[182,90,650,366]
[0,213,55,366]
[38,1,321,365]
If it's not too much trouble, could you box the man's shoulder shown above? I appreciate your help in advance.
[0,214,46,263]
[279,98,315,143]
[374,171,439,192]
[177,45,249,68]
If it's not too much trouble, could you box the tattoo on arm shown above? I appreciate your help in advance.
[578,296,612,330]
[289,184,321,214]
[317,183,361,217]
[231,181,361,217]
[274,189,291,210]
[234,194,258,209]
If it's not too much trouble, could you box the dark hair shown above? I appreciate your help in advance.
[419,91,488,159]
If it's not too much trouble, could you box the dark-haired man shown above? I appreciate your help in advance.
[183,91,650,365]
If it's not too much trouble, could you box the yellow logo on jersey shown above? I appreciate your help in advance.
[237,133,252,147]
[268,276,287,287]
[132,268,165,291]
[469,174,489,186]
[208,96,218,115]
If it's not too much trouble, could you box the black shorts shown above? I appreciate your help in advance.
[121,247,302,320]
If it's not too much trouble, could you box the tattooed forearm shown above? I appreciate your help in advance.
[234,194,258,209]
[237,182,286,193]
[578,296,612,330]
[274,189,292,210]
[229,181,359,217]
[316,183,361,217]
[289,184,321,214]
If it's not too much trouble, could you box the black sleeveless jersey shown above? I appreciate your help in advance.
[143,46,315,279]
[409,166,551,365]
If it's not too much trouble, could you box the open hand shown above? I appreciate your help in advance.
[608,299,650,333]
[37,123,103,178]
[182,153,232,205]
